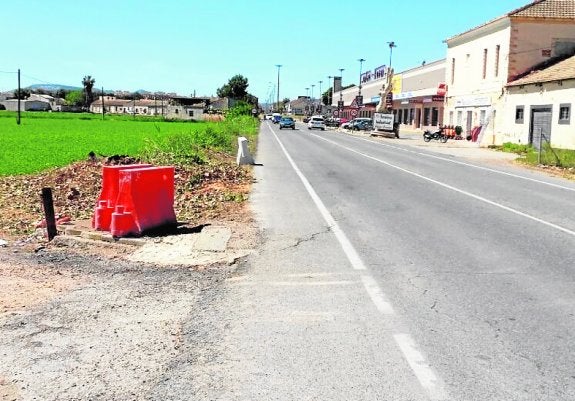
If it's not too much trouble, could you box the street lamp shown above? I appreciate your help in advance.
[338,68,344,102]
[338,68,345,118]
[318,80,323,113]
[328,76,333,106]
[305,87,310,114]
[311,84,315,104]
[358,58,365,98]
[388,42,397,69]
[275,64,282,111]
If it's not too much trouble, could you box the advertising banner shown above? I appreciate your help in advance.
[373,113,394,130]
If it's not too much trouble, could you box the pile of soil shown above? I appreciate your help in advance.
[0,154,253,240]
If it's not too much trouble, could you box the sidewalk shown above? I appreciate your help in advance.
[336,126,519,162]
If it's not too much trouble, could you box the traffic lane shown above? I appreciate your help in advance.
[272,126,575,400]
[236,122,437,400]
[305,129,575,235]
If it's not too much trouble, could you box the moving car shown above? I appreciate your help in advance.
[307,115,326,131]
[279,116,296,130]
[272,113,282,124]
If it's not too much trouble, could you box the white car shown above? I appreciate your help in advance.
[307,115,326,131]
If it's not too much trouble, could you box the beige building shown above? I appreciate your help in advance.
[444,0,575,145]
[503,55,574,149]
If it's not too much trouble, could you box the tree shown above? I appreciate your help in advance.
[65,90,84,106]
[82,75,96,108]
[217,74,249,99]
[321,88,332,106]
[12,88,30,99]
[55,89,68,99]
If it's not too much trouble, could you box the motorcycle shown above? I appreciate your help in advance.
[423,127,448,143]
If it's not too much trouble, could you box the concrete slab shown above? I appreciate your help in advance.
[193,226,231,252]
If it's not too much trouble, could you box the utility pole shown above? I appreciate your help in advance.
[17,69,21,125]
[101,87,105,120]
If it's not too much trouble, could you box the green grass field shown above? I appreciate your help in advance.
[0,111,258,176]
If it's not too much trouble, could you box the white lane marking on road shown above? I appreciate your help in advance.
[361,275,395,315]
[314,134,575,237]
[268,128,367,270]
[270,280,355,286]
[353,135,575,192]
[394,333,449,400]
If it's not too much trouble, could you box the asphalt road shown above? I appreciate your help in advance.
[212,121,575,400]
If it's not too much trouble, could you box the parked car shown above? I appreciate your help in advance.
[307,115,326,131]
[342,117,372,129]
[279,116,296,130]
[325,118,340,127]
[350,120,373,131]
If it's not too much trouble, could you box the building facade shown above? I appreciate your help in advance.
[331,61,445,130]
[394,60,446,131]
[503,55,574,149]
[444,0,575,145]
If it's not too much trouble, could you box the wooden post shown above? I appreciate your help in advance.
[41,188,57,241]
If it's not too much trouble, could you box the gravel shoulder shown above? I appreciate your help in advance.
[0,217,259,400]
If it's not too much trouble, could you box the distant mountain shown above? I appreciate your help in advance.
[27,83,81,91]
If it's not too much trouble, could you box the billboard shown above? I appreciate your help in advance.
[373,113,394,131]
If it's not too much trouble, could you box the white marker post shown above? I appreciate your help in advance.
[236,137,254,165]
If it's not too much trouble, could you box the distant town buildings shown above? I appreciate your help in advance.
[329,0,575,148]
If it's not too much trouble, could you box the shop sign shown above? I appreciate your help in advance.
[373,113,394,130]
[455,96,491,108]
[361,71,372,84]
[437,83,447,96]
[396,92,413,100]
[374,65,387,80]
[371,96,381,103]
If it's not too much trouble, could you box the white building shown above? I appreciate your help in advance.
[444,0,575,145]
[503,55,574,149]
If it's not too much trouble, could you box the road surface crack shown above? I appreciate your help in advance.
[281,228,331,251]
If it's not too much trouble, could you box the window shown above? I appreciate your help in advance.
[559,103,571,125]
[480,110,486,125]
[449,111,454,125]
[515,106,524,124]
[188,110,194,117]
[494,45,500,77]
[457,111,463,126]
[482,48,488,79]
[451,58,455,85]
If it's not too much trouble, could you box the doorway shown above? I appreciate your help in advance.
[530,106,552,150]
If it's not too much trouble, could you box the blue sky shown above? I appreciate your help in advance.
[1,0,529,102]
